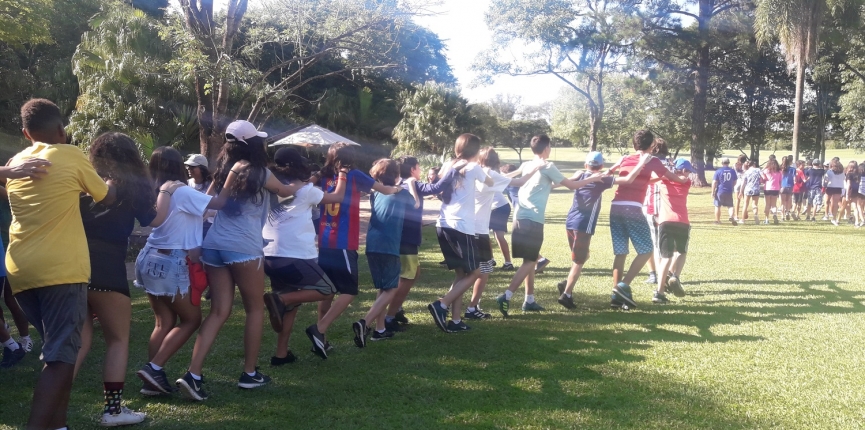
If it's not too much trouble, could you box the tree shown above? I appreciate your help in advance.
[754,0,843,159]
[0,0,52,47]
[475,0,641,151]
[170,0,432,160]
[502,119,551,163]
[392,82,473,155]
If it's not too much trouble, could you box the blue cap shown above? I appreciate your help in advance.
[674,158,695,173]
[586,151,604,167]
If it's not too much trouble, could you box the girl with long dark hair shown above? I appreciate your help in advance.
[74,132,181,426]
[177,121,299,401]
[134,146,237,397]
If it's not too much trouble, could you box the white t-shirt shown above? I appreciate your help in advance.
[263,182,324,259]
[825,170,845,188]
[474,169,511,234]
[491,191,510,210]
[188,178,215,223]
[436,162,486,235]
[147,186,212,250]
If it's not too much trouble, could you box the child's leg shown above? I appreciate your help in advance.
[564,263,583,296]
[506,261,534,293]
[387,273,416,318]
[469,273,488,308]
[365,289,397,331]
[441,269,479,315]
[275,307,299,358]
[147,295,176,362]
[494,230,511,263]
[73,302,94,378]
[671,252,688,277]
[656,257,673,294]
[742,196,750,219]
[151,295,201,367]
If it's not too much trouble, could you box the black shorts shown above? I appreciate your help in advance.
[88,240,131,297]
[567,230,592,265]
[489,205,511,232]
[793,192,806,203]
[658,222,690,259]
[764,190,780,197]
[399,243,419,255]
[477,234,493,262]
[780,187,793,195]
[826,187,842,196]
[511,219,544,262]
[436,227,480,273]
[317,248,359,295]
[264,256,336,296]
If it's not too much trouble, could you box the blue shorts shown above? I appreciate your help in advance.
[609,205,654,256]
[366,253,400,291]
[134,244,190,297]
[714,193,734,208]
[200,248,261,268]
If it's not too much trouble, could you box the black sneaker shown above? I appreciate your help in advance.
[558,294,576,310]
[238,368,271,389]
[612,282,638,309]
[0,343,25,368]
[394,309,410,324]
[385,319,406,332]
[534,257,550,274]
[263,292,286,333]
[137,363,174,394]
[176,372,208,401]
[371,330,395,341]
[491,259,497,267]
[557,280,566,296]
[305,324,328,359]
[502,262,515,270]
[309,341,333,354]
[446,320,471,331]
[464,308,490,320]
[667,276,686,297]
[427,301,450,333]
[270,351,297,366]
[652,291,670,304]
[353,319,369,348]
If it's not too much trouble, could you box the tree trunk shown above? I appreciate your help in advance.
[704,148,716,170]
[689,0,713,187]
[792,49,806,161]
[588,106,601,152]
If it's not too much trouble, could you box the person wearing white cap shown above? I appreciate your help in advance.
[177,120,301,401]
[185,154,215,237]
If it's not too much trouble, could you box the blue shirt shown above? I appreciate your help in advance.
[805,168,825,191]
[366,189,414,256]
[712,166,737,194]
[565,172,614,234]
[399,170,456,248]
[781,167,796,188]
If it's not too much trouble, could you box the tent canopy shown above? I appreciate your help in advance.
[268,125,361,147]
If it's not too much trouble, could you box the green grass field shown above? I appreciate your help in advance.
[2,147,865,429]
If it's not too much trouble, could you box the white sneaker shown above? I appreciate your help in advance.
[822,216,829,221]
[19,337,33,353]
[100,407,146,427]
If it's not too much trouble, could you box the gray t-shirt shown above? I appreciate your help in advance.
[202,170,271,256]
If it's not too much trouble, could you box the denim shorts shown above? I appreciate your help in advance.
[808,189,823,207]
[610,204,654,256]
[134,244,190,297]
[200,248,261,268]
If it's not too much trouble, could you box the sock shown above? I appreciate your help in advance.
[103,382,124,415]
[439,301,448,310]
[504,290,513,300]
[189,372,202,381]
[565,293,572,298]
[451,318,461,325]
[649,271,657,276]
[2,338,18,350]
[504,261,512,265]
[467,306,476,312]
[525,294,535,304]
[21,335,31,343]
[398,307,404,312]
[385,316,395,323]
[148,362,162,371]
[376,329,386,334]
[246,371,256,377]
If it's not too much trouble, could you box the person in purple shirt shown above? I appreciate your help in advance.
[384,156,459,331]
[712,157,738,225]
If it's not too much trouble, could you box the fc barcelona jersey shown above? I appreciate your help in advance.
[318,169,375,250]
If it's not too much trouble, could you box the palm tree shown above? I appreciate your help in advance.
[754,0,841,159]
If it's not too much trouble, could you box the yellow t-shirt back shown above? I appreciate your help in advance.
[5,143,109,293]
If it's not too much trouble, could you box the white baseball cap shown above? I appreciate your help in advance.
[225,120,267,143]
[184,154,208,168]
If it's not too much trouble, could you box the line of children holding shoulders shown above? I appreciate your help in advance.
[2,98,699,429]
[712,153,865,227]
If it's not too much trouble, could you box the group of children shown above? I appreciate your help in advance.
[712,154,865,226]
[0,98,698,430]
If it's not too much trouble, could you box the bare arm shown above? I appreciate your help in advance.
[205,167,242,210]
[0,158,51,180]
[662,169,687,184]
[148,181,185,227]
[319,170,348,204]
[405,177,421,208]
[100,180,118,206]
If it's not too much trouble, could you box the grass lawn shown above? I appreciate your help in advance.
[2,147,865,429]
